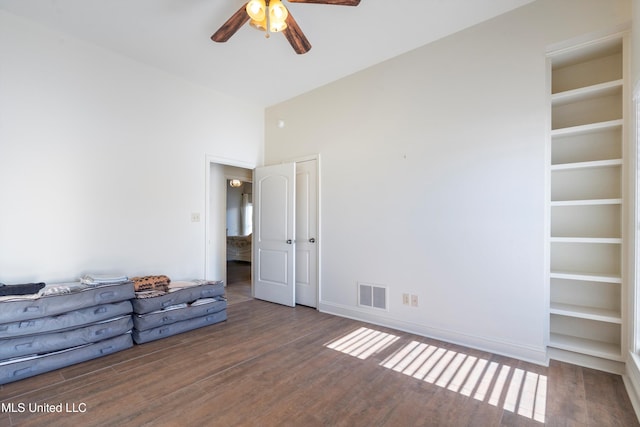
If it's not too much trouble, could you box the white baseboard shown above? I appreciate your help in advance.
[625,352,640,422]
[318,300,548,366]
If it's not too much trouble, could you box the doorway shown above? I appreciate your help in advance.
[204,156,254,287]
[205,155,319,308]
[225,175,253,304]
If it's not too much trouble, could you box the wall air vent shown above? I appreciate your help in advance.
[358,282,387,311]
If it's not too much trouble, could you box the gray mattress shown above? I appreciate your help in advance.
[131,282,224,314]
[132,310,227,344]
[0,301,132,338]
[0,281,135,324]
[0,315,133,360]
[133,296,226,331]
[0,334,133,385]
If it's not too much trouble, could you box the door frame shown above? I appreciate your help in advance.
[204,153,320,309]
[204,155,256,282]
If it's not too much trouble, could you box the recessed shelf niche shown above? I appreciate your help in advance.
[547,33,626,374]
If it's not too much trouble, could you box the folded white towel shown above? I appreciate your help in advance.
[190,298,219,306]
[167,280,198,290]
[40,282,87,296]
[80,274,128,286]
[164,303,189,311]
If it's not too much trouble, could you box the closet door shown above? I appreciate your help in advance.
[253,163,296,307]
[295,159,318,307]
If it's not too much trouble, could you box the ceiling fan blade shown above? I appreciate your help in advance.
[287,0,360,5]
[211,3,250,43]
[282,12,312,54]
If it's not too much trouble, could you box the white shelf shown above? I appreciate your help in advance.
[550,270,622,283]
[551,79,623,106]
[550,198,622,206]
[551,164,621,202]
[550,302,621,324]
[550,237,622,244]
[548,37,624,371]
[549,333,623,361]
[551,119,623,138]
[547,347,624,375]
[551,158,622,171]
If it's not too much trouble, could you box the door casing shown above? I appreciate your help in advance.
[204,154,320,308]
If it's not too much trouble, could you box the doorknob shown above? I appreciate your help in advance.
[309,238,316,243]
[286,239,292,244]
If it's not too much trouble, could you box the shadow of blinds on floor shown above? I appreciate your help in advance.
[325,327,547,424]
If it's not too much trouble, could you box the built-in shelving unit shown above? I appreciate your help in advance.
[547,34,626,373]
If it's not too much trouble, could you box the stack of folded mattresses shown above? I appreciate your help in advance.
[0,275,135,385]
[130,276,226,344]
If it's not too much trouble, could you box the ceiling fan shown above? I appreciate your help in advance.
[211,0,361,54]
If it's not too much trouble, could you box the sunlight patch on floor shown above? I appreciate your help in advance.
[324,327,400,360]
[380,340,547,423]
[326,327,546,424]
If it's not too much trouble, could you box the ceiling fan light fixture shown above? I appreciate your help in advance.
[269,0,288,22]
[213,0,360,54]
[246,0,266,21]
[267,0,288,33]
[250,18,267,31]
[269,18,288,33]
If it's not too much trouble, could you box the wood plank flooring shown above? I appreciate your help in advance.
[226,261,252,305]
[0,280,638,426]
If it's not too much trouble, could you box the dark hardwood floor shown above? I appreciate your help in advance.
[226,261,252,306]
[1,275,638,426]
[227,260,251,285]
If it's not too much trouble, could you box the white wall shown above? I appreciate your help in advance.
[631,0,640,87]
[265,0,631,363]
[632,0,640,87]
[0,11,264,284]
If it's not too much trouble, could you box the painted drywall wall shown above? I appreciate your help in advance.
[0,11,263,283]
[635,0,640,86]
[265,0,631,363]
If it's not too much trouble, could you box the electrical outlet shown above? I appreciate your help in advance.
[411,294,418,307]
[402,293,410,305]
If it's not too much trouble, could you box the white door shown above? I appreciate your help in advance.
[253,163,296,307]
[295,159,318,307]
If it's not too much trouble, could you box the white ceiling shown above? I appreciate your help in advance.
[0,0,534,107]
